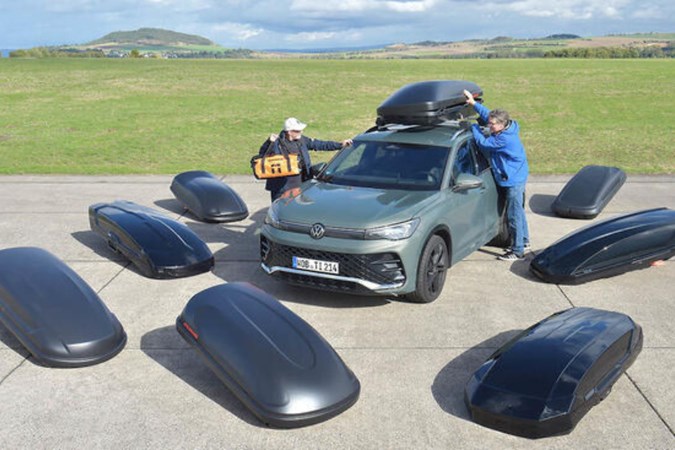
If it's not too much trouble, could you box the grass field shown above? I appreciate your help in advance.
[0,58,673,174]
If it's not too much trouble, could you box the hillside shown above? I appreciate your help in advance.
[8,30,673,59]
[266,32,674,59]
[88,27,214,46]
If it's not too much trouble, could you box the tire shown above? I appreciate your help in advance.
[488,204,510,248]
[406,235,449,303]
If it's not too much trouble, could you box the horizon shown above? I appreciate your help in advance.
[1,1,673,51]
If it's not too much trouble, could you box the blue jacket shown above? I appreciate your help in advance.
[471,103,528,187]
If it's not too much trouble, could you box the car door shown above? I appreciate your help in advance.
[443,136,491,260]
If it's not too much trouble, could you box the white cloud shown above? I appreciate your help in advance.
[286,31,339,42]
[500,0,630,19]
[213,22,264,41]
[289,0,437,13]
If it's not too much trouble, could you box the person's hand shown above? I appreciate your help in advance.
[269,133,278,142]
[341,139,353,147]
[463,89,475,105]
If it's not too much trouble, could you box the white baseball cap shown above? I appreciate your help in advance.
[283,117,307,131]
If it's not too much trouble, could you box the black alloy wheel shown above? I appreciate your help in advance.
[406,235,448,303]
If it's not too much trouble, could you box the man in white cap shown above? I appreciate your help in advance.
[258,117,352,201]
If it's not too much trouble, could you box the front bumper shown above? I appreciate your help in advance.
[260,235,406,294]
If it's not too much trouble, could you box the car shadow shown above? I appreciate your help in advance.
[529,194,557,217]
[140,325,264,428]
[431,330,521,421]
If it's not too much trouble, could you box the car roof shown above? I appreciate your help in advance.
[354,122,471,148]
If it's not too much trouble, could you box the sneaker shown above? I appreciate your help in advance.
[524,242,532,252]
[498,251,524,261]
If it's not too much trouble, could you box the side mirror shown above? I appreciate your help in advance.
[452,173,484,192]
[310,162,327,178]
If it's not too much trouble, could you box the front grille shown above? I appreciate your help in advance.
[260,236,405,287]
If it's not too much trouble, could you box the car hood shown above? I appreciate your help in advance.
[274,182,438,228]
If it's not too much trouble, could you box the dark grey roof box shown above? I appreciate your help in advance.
[376,80,482,126]
[170,170,248,223]
[89,200,214,278]
[465,307,643,439]
[530,207,675,284]
[552,165,626,219]
[0,247,127,367]
[177,282,360,428]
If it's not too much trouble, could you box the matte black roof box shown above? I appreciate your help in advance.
[377,80,482,126]
[530,207,675,284]
[552,165,626,219]
[170,170,248,223]
[177,282,360,428]
[89,200,214,278]
[0,247,127,367]
[465,307,643,439]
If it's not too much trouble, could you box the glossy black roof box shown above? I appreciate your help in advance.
[531,207,675,284]
[465,307,643,439]
[552,165,626,219]
[377,80,482,126]
[89,200,214,278]
[170,171,248,223]
[0,247,126,367]
[177,282,360,428]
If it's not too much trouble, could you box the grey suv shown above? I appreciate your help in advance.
[260,81,508,302]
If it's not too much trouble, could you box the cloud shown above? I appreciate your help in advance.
[212,22,264,41]
[289,0,437,14]
[499,0,630,19]
[0,0,672,50]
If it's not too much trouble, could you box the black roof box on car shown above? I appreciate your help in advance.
[376,80,482,126]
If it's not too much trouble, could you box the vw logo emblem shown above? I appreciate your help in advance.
[309,223,325,239]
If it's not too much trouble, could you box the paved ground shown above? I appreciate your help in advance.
[0,174,673,449]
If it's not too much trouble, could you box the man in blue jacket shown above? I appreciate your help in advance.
[464,90,530,260]
[259,117,352,201]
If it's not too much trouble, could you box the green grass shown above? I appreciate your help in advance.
[0,58,673,174]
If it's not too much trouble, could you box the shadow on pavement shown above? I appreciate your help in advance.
[140,325,264,428]
[431,330,521,421]
[529,194,557,217]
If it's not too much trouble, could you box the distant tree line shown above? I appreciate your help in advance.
[9,47,254,59]
[10,47,106,58]
[543,46,672,58]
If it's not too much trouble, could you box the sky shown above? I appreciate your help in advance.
[0,0,672,50]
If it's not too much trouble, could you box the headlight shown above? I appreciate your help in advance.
[365,218,420,241]
[264,206,282,229]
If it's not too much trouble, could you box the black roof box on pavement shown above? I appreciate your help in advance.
[177,282,360,428]
[0,247,127,367]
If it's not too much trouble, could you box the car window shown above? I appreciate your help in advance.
[472,140,490,173]
[322,140,449,190]
[452,139,476,180]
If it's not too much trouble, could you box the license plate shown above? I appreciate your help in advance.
[292,256,339,274]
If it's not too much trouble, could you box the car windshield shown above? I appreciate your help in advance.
[319,140,449,190]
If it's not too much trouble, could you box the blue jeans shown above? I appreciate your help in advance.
[504,184,530,256]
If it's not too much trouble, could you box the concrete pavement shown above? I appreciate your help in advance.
[0,174,673,449]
